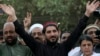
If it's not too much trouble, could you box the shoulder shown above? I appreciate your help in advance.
[92,52,100,56]
[68,46,81,56]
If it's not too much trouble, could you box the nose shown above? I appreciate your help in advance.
[85,45,89,49]
[7,32,11,36]
[92,33,97,38]
[51,32,55,36]
[34,34,39,38]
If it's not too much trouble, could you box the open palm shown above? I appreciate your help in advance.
[0,4,15,16]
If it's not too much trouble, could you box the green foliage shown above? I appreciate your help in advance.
[0,0,93,32]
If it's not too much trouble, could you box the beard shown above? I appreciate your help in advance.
[5,36,17,46]
[46,36,58,46]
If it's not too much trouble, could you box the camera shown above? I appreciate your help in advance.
[95,30,100,39]
[0,8,4,14]
[93,8,100,18]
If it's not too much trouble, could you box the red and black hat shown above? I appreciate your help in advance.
[43,21,58,34]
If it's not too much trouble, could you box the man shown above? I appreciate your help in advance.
[60,31,71,43]
[68,24,100,56]
[0,22,32,56]
[83,24,100,53]
[28,23,45,43]
[0,0,99,56]
[23,12,45,43]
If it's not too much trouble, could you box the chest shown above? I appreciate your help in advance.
[0,46,27,56]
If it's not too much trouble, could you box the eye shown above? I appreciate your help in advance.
[82,44,86,47]
[31,33,36,36]
[47,31,51,34]
[62,37,66,39]
[4,31,8,35]
[88,31,96,35]
[53,30,57,33]
[9,31,14,34]
[88,44,92,46]
[38,32,42,36]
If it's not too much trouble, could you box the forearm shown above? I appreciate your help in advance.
[13,20,40,51]
[63,15,89,51]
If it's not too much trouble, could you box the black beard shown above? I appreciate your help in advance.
[46,39,58,46]
[5,38,17,46]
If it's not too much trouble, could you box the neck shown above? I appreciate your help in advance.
[83,53,92,56]
[46,40,57,46]
[6,39,17,46]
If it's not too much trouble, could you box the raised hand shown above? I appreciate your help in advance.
[23,12,32,31]
[85,0,100,17]
[0,4,15,16]
[0,4,17,22]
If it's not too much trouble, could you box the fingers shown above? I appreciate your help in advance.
[91,0,97,5]
[87,1,90,6]
[26,12,32,19]
[8,5,14,11]
[94,1,100,8]
[91,0,100,6]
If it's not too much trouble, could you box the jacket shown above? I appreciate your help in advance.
[0,42,32,56]
[14,15,89,56]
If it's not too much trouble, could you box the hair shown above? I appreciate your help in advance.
[42,24,58,34]
[3,22,15,31]
[79,35,93,45]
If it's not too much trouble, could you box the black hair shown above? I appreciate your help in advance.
[79,35,93,45]
[42,24,58,34]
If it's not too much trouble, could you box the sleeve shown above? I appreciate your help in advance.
[13,20,41,52]
[62,15,89,52]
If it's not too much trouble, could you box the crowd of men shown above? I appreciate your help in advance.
[0,0,100,56]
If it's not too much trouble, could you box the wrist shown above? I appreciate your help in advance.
[85,11,91,17]
[10,15,17,22]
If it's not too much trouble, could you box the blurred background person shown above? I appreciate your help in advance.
[23,12,45,43]
[60,31,70,43]
[68,24,100,56]
[79,35,100,56]
[0,22,33,56]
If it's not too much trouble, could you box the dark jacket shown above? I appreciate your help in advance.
[14,15,89,56]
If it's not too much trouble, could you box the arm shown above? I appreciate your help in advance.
[0,4,41,52]
[14,20,41,51]
[62,0,100,52]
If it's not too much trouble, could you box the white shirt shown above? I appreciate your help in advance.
[68,47,100,56]
[81,52,100,56]
[68,47,81,56]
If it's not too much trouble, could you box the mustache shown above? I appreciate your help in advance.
[51,36,56,38]
[6,36,14,39]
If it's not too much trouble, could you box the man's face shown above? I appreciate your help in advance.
[80,40,93,56]
[60,33,70,43]
[31,28,44,43]
[87,28,97,39]
[3,25,17,45]
[45,26,59,43]
[87,28,100,44]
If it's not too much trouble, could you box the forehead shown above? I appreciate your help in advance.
[87,28,97,32]
[3,25,15,31]
[32,28,42,33]
[62,33,70,35]
[81,40,93,45]
[46,26,57,31]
